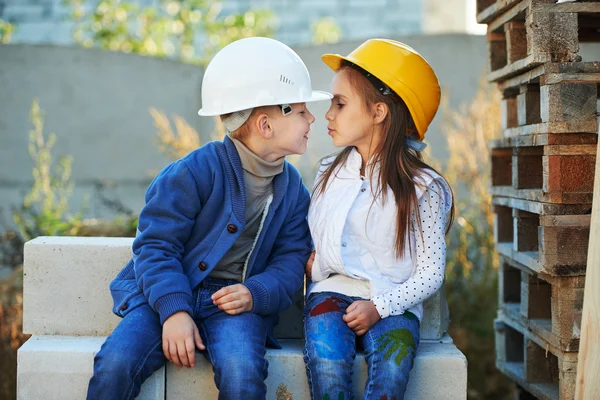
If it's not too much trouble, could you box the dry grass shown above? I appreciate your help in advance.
[151,108,225,160]
[0,266,30,400]
[441,77,514,399]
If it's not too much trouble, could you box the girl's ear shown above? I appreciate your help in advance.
[372,102,388,125]
[255,113,274,139]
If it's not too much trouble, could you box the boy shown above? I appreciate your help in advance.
[87,37,332,399]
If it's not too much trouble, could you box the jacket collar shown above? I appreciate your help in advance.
[342,147,381,181]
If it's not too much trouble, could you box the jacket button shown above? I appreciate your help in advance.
[199,261,207,271]
[120,303,128,311]
[227,224,238,234]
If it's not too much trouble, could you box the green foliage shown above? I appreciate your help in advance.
[0,19,14,44]
[12,100,84,241]
[65,0,277,65]
[311,17,342,45]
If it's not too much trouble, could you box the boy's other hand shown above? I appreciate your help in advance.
[305,251,316,279]
[212,284,253,315]
[343,300,381,336]
[162,311,205,369]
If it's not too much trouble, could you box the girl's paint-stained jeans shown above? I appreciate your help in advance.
[86,278,269,400]
[303,291,420,400]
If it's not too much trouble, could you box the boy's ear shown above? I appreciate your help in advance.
[255,113,274,139]
[372,102,388,125]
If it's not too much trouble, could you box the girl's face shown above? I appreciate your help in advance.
[325,69,377,150]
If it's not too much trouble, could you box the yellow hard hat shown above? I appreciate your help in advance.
[322,39,440,140]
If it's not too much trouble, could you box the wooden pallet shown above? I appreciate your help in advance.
[497,62,600,137]
[499,255,584,352]
[486,1,600,82]
[495,311,578,400]
[493,197,591,275]
[490,132,598,204]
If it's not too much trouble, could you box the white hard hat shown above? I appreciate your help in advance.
[198,37,332,116]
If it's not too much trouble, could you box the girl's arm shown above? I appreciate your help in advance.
[371,179,452,319]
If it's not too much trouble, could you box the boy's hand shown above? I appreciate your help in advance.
[162,311,205,369]
[212,284,253,315]
[305,251,316,280]
[343,300,381,336]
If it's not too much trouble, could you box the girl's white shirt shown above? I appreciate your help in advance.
[307,148,453,321]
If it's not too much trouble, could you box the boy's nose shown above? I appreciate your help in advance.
[307,110,316,124]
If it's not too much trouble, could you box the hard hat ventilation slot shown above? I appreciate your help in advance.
[280,75,295,85]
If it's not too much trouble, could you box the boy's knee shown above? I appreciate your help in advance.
[94,346,138,379]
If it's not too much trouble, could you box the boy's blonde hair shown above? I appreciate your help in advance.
[221,106,279,140]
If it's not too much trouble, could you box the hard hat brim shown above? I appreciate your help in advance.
[321,53,428,140]
[198,90,333,116]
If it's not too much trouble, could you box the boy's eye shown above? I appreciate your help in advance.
[299,111,306,115]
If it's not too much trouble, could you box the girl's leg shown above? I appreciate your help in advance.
[303,292,357,400]
[86,304,167,400]
[361,311,420,400]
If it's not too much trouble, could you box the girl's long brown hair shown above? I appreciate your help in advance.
[314,63,455,257]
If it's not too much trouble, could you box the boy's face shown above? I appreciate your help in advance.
[268,103,315,157]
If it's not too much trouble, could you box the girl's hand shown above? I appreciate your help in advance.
[305,251,316,279]
[162,311,205,369]
[212,284,253,315]
[343,300,381,336]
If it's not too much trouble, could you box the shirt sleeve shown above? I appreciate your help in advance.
[371,178,451,319]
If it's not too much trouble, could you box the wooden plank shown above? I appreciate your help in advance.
[545,73,600,85]
[477,0,522,24]
[502,120,598,137]
[543,145,598,156]
[489,186,593,205]
[488,0,530,31]
[490,132,598,149]
[575,131,600,399]
[540,215,592,228]
[540,2,600,13]
[492,196,591,215]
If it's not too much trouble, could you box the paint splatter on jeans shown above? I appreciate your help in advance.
[303,291,420,400]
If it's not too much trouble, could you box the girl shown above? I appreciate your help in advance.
[304,39,455,399]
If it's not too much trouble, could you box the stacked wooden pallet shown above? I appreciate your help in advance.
[478,0,600,398]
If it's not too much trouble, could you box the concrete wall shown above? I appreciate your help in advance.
[0,34,493,223]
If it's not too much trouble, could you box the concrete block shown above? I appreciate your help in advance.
[23,236,133,336]
[421,285,450,340]
[17,335,164,400]
[167,336,467,400]
[24,236,451,339]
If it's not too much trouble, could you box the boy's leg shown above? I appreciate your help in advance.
[198,310,269,400]
[360,311,420,400]
[303,292,356,400]
[87,304,167,400]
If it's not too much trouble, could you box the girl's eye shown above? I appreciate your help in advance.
[337,103,345,109]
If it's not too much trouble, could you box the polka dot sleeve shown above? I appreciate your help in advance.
[371,179,451,319]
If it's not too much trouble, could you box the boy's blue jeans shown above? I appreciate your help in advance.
[303,291,420,400]
[87,278,269,400]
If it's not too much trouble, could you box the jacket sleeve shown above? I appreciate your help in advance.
[243,182,311,316]
[133,160,202,324]
[371,177,452,319]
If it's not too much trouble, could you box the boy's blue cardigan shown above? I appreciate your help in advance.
[110,136,311,347]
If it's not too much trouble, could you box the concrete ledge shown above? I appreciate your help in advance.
[17,336,164,400]
[23,236,449,339]
[17,335,467,400]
